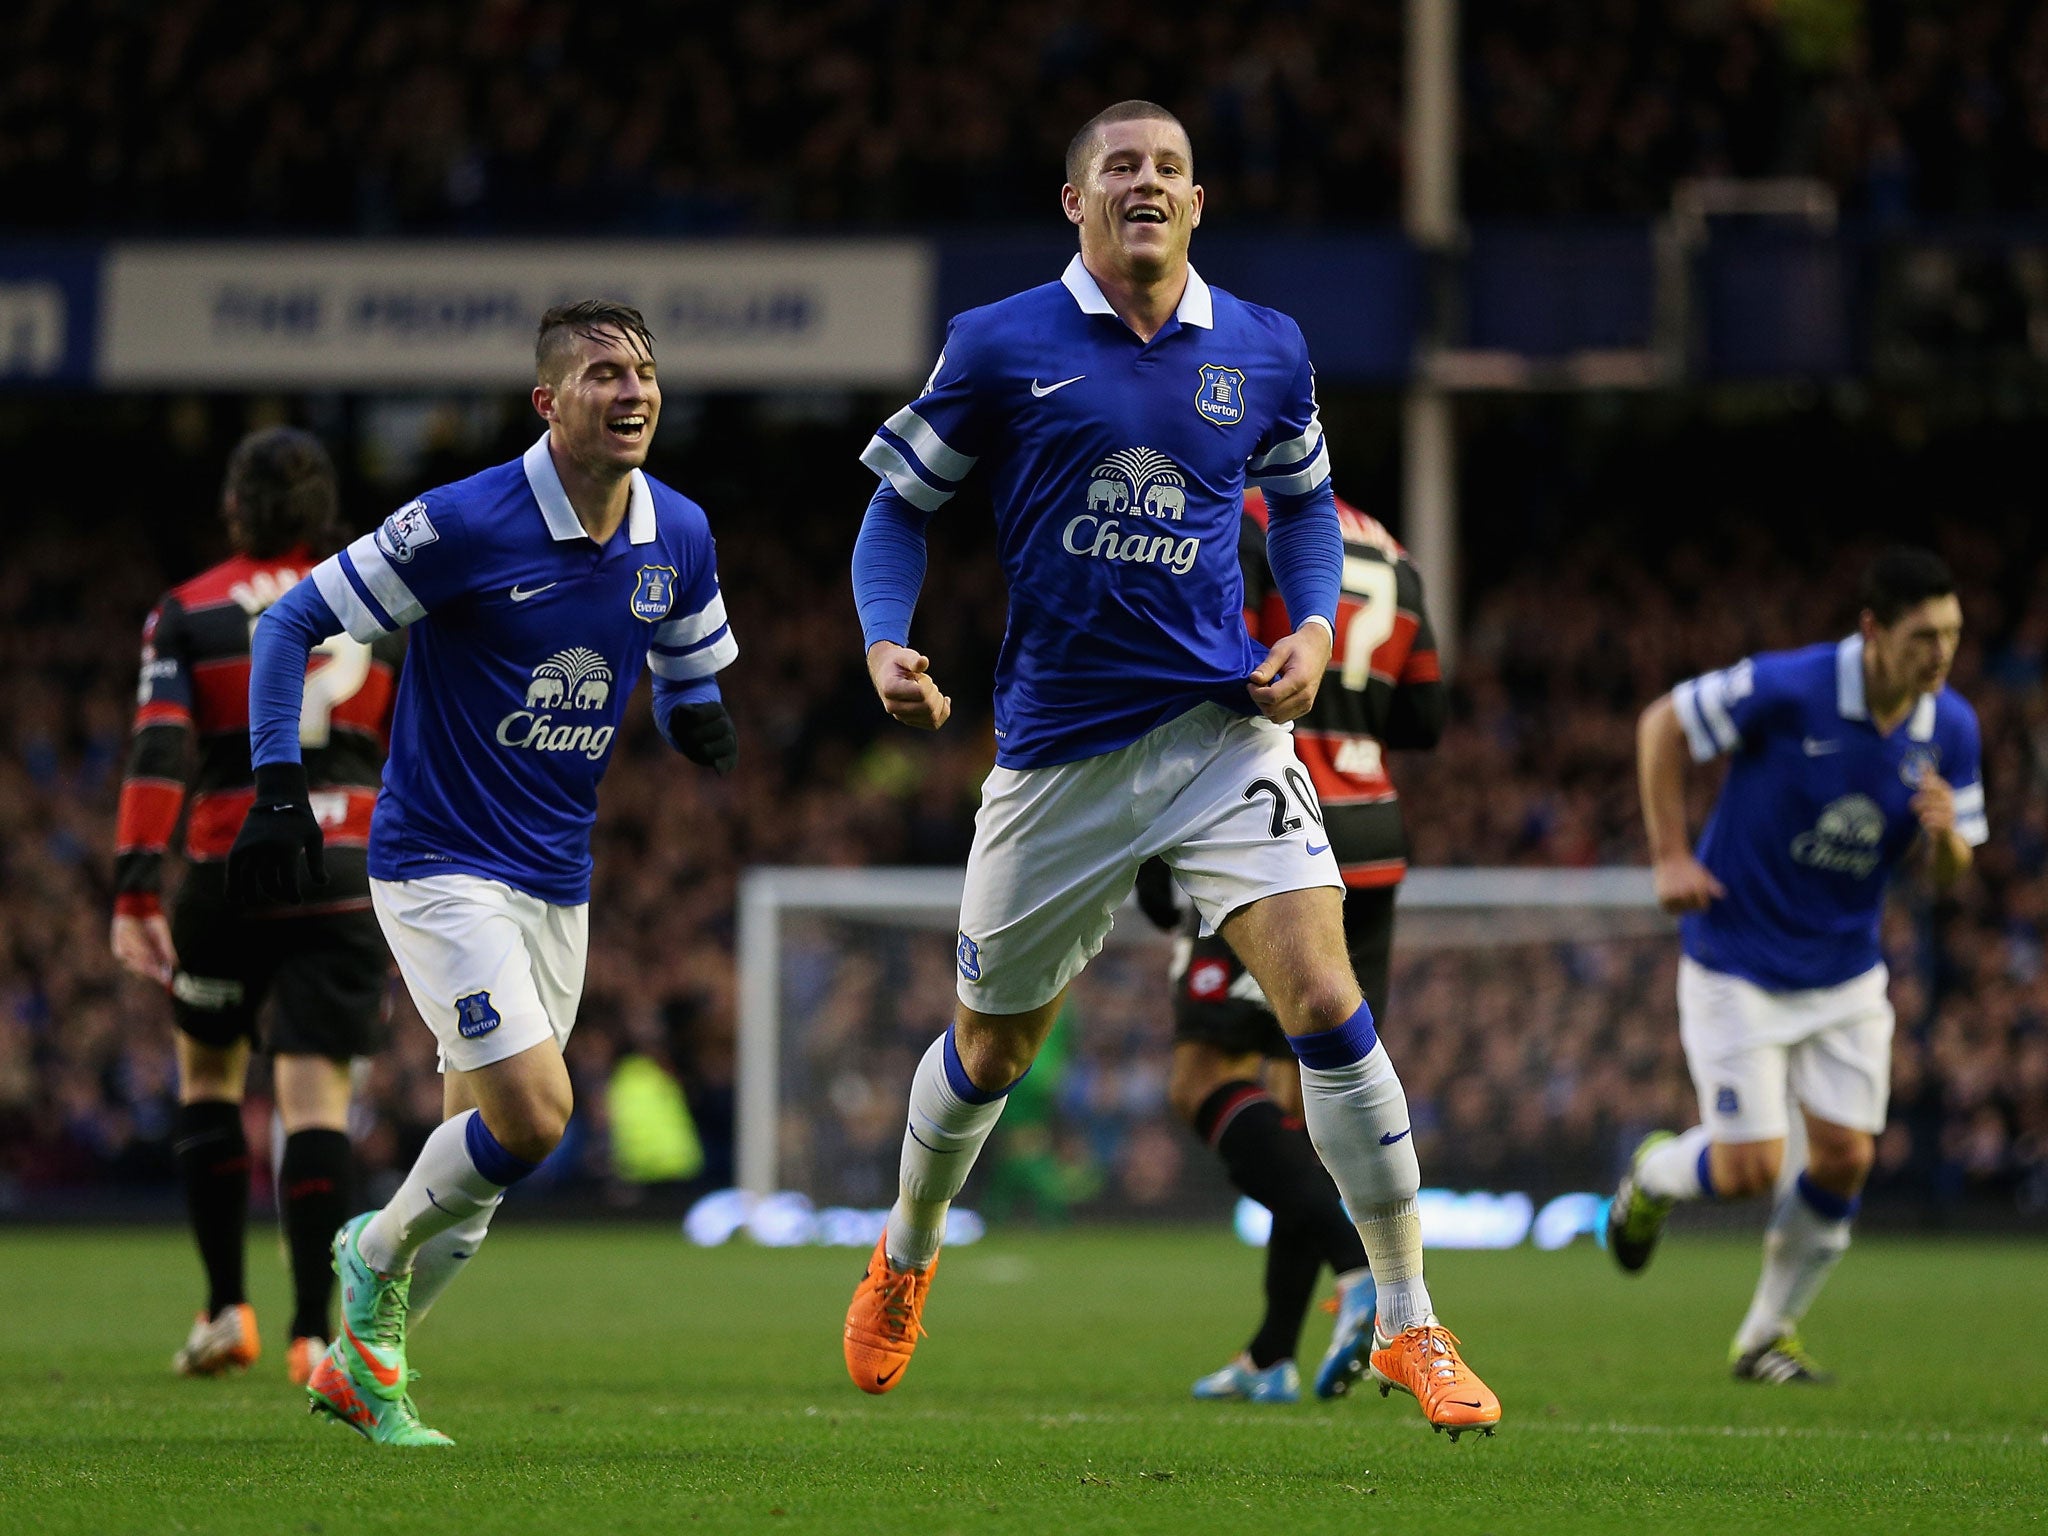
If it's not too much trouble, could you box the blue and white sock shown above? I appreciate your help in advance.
[1635,1125,1718,1202]
[357,1110,534,1275]
[885,1027,1012,1271]
[1288,1003,1432,1335]
[1734,1171,1857,1352]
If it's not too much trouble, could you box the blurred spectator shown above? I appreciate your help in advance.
[4,389,2043,1224]
[16,1,2048,234]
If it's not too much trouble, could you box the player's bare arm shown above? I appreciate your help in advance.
[867,640,951,731]
[1638,693,1726,913]
[109,912,177,988]
[1912,770,1972,888]
[1247,620,1332,724]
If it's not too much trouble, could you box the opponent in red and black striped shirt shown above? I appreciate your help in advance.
[1241,489,1447,888]
[108,426,403,1375]
[114,549,400,917]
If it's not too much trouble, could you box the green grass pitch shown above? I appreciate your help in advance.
[2,1224,2042,1534]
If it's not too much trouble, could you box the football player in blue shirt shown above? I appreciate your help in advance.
[231,301,739,1444]
[842,99,1499,1439]
[1609,547,1985,1383]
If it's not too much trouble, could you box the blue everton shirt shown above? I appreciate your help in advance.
[859,257,1337,768]
[1674,635,1986,992]
[251,436,736,904]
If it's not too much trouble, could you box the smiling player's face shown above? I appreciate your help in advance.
[538,327,660,478]
[1065,118,1203,285]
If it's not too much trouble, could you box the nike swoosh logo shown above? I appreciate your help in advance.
[1030,375,1085,397]
[876,1365,903,1387]
[1379,1128,1412,1145]
[510,582,558,602]
[1452,1399,1484,1408]
[342,1322,402,1388]
[1306,841,1330,856]
[1802,737,1840,755]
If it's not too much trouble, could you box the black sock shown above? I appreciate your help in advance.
[1194,1082,1371,1364]
[280,1129,352,1341]
[173,1100,249,1319]
[1251,1215,1325,1369]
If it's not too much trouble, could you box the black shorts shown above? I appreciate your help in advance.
[168,861,390,1059]
[1170,884,1397,1057]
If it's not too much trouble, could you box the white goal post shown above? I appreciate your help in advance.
[735,865,1662,1197]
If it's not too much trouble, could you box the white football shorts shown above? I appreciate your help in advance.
[1678,956,1894,1140]
[955,703,1343,1015]
[370,874,588,1074]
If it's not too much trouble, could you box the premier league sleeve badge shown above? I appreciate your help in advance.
[1195,364,1246,427]
[630,564,678,621]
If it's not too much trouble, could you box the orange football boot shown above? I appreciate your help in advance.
[843,1235,936,1394]
[1369,1320,1502,1441]
[172,1303,261,1376]
[286,1336,327,1387]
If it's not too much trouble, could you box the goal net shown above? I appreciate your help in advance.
[734,867,1674,1240]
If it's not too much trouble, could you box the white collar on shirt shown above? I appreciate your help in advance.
[1836,634,1937,741]
[1060,254,1214,330]
[522,434,655,546]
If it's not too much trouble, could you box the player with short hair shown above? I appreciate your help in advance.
[843,99,1499,1438]
[113,426,399,1386]
[233,300,739,1445]
[1139,492,1445,1404]
[1609,546,1984,1381]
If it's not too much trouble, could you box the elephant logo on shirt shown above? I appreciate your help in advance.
[1087,448,1187,521]
[527,648,614,712]
[1086,477,1129,515]
[1063,448,1201,576]
[1791,793,1886,878]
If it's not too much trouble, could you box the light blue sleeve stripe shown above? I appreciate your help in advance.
[1670,679,1719,762]
[884,407,976,483]
[344,533,425,627]
[653,621,730,660]
[1247,442,1331,497]
[1694,671,1742,753]
[859,437,953,512]
[649,630,738,679]
[654,590,727,649]
[1249,415,1323,473]
[314,555,392,641]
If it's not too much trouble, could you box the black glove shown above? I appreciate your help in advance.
[227,762,327,904]
[1134,856,1185,933]
[666,701,738,776]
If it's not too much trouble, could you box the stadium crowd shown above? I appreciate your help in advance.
[12,0,2048,232]
[1,396,2043,1223]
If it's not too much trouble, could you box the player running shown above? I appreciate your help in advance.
[1608,546,1984,1382]
[114,427,400,1386]
[232,301,739,1445]
[1137,491,1445,1404]
[843,100,1499,1439]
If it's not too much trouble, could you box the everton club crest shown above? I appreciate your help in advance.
[630,564,678,621]
[454,991,500,1039]
[1195,364,1247,427]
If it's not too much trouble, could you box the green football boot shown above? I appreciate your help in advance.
[1606,1130,1678,1273]
[305,1213,453,1447]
